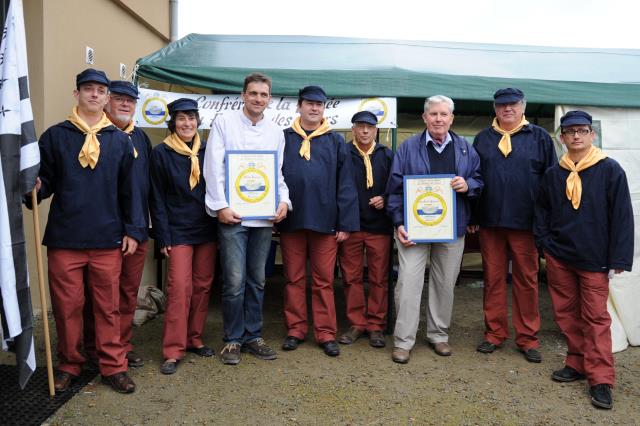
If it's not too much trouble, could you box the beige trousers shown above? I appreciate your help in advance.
[393,235,465,350]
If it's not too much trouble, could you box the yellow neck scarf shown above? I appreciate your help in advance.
[492,116,529,157]
[292,117,331,161]
[121,120,139,158]
[559,145,607,209]
[122,120,135,134]
[163,132,202,190]
[353,141,375,189]
[68,107,113,169]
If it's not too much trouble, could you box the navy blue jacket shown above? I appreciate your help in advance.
[149,140,217,248]
[34,120,145,248]
[386,131,483,237]
[129,127,152,241]
[473,123,557,230]
[348,142,393,235]
[534,158,634,272]
[277,128,359,234]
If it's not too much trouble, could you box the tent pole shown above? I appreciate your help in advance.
[386,126,399,335]
[31,189,55,397]
[391,127,397,152]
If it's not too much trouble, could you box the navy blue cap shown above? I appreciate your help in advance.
[167,98,199,115]
[298,85,327,102]
[493,88,525,104]
[560,110,592,127]
[351,110,378,126]
[76,68,110,88]
[109,80,139,99]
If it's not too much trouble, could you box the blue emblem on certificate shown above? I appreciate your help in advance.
[226,151,278,219]
[413,191,447,226]
[236,165,269,203]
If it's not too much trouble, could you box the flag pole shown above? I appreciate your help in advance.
[31,189,55,397]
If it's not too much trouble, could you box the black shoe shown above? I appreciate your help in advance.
[552,366,586,383]
[187,345,215,357]
[590,384,613,409]
[160,360,178,375]
[321,340,340,357]
[220,343,241,365]
[368,330,386,348]
[126,351,144,368]
[282,336,302,351]
[242,338,277,360]
[520,348,542,363]
[476,341,498,353]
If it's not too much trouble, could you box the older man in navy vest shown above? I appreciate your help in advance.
[386,95,483,363]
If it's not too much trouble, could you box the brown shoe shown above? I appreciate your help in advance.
[338,326,364,345]
[392,347,410,364]
[102,372,136,394]
[431,342,452,357]
[126,351,144,368]
[54,371,75,392]
[369,330,386,348]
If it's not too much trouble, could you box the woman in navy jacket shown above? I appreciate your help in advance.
[149,98,217,375]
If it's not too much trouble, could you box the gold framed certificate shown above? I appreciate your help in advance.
[403,175,457,242]
[225,150,278,219]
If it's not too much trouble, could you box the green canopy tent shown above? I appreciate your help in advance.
[135,34,640,147]
[135,34,640,110]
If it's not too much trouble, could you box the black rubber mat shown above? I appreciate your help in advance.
[0,365,98,426]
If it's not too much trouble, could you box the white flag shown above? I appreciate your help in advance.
[0,0,39,390]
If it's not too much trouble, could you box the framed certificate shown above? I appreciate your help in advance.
[403,175,457,243]
[225,150,278,220]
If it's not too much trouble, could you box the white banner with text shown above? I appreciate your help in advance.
[135,88,397,130]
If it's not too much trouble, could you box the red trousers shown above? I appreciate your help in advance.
[479,227,540,349]
[545,253,614,386]
[48,248,125,376]
[280,230,338,343]
[84,241,148,357]
[338,231,390,332]
[162,243,216,360]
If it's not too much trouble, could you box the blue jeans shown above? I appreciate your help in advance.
[218,224,273,344]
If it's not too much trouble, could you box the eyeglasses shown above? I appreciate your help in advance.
[561,128,591,136]
[112,96,136,104]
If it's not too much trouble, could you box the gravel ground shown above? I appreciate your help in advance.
[5,273,639,425]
